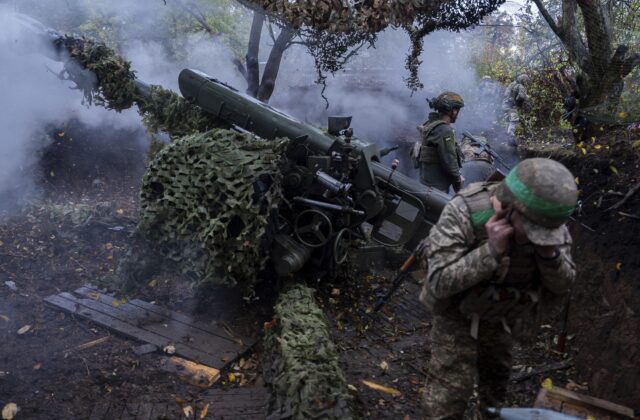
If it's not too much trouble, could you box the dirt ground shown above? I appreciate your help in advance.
[1,122,636,419]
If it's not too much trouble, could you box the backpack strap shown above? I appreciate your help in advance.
[457,182,498,241]
[419,120,448,147]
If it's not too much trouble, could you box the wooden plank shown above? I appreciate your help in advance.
[80,284,250,345]
[546,387,636,418]
[72,287,245,361]
[134,403,153,420]
[59,291,240,362]
[89,403,110,420]
[104,403,125,419]
[45,293,229,369]
[148,403,167,419]
[119,403,139,420]
[159,356,220,388]
[200,387,269,415]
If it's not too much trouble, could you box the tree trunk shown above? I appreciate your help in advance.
[533,0,640,108]
[257,27,295,103]
[245,11,264,98]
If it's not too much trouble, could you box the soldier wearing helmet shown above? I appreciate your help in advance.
[418,158,577,419]
[412,91,466,192]
[502,74,531,137]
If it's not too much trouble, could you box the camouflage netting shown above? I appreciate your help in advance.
[239,0,504,90]
[61,36,221,138]
[138,86,221,138]
[62,36,137,111]
[263,284,354,419]
[134,129,288,290]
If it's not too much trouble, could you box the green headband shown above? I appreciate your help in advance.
[505,168,575,219]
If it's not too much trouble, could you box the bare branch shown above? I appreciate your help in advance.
[173,0,220,37]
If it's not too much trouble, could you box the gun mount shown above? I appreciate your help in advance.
[177,69,449,275]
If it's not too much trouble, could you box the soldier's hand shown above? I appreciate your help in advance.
[486,206,513,255]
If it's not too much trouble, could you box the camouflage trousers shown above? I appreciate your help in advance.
[422,311,513,420]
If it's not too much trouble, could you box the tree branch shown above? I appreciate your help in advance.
[173,0,220,37]
[531,0,564,40]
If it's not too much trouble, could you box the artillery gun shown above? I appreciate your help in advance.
[14,13,501,281]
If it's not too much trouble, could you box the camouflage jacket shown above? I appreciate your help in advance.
[419,184,575,318]
[418,112,462,191]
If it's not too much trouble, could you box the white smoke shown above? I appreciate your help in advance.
[0,0,511,207]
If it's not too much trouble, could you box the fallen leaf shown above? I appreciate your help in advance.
[542,377,553,390]
[17,324,32,335]
[263,319,277,330]
[347,384,358,392]
[199,403,210,419]
[184,404,194,416]
[116,209,124,215]
[616,262,622,271]
[2,403,19,420]
[104,243,113,250]
[88,291,100,300]
[0,240,3,246]
[111,300,120,307]
[175,397,185,406]
[0,315,8,322]
[33,363,42,370]
[594,144,602,150]
[409,375,420,385]
[57,131,65,137]
[610,165,619,175]
[163,345,176,355]
[574,177,579,185]
[148,279,158,288]
[331,288,341,296]
[228,372,236,382]
[361,379,402,397]
[379,360,389,373]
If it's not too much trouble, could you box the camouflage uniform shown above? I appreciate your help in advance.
[418,112,464,192]
[419,168,576,419]
[502,75,530,137]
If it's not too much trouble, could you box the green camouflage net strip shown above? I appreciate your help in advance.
[138,86,220,138]
[263,284,354,419]
[63,36,137,111]
[61,36,222,138]
[137,129,287,289]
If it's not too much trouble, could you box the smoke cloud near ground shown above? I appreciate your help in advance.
[0,0,509,207]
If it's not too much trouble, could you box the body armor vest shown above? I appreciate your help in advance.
[458,183,541,338]
[418,120,448,163]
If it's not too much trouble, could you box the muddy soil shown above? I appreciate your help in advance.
[522,129,640,408]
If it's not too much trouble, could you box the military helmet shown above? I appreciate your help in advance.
[496,158,577,246]
[429,91,465,112]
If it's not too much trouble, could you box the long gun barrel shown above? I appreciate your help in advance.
[179,69,449,248]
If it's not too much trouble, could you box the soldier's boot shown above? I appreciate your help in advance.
[477,323,513,412]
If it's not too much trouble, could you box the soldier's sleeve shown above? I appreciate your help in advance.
[536,227,575,295]
[426,197,500,300]
[435,126,461,180]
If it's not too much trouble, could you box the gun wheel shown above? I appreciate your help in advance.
[294,210,333,248]
[333,228,352,265]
